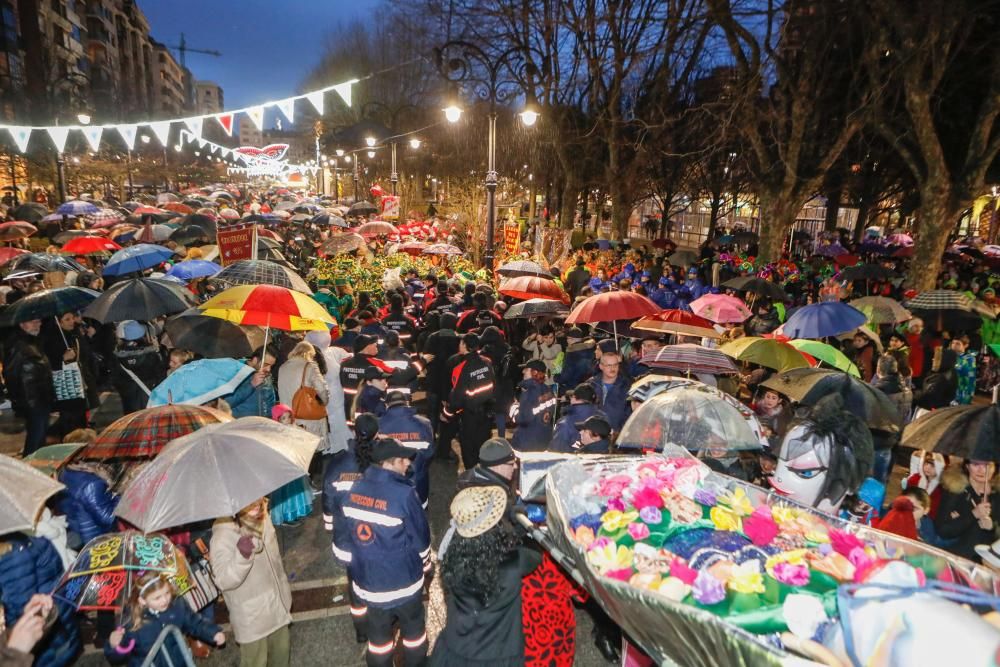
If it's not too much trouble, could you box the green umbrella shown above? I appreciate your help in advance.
[989,344,1000,358]
[23,443,86,477]
[788,339,860,377]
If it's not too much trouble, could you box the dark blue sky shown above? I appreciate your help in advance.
[140,0,377,110]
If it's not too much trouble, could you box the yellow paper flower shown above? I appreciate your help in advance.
[728,561,765,594]
[601,510,639,532]
[771,502,800,525]
[718,487,755,517]
[710,506,742,532]
[588,543,634,573]
[804,526,831,544]
[765,549,808,574]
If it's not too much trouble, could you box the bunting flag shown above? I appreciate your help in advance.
[245,106,264,131]
[82,126,104,152]
[184,117,204,140]
[276,98,295,124]
[148,121,172,147]
[197,137,208,149]
[216,113,234,136]
[47,127,70,153]
[305,91,324,115]
[117,124,138,150]
[333,81,354,107]
[9,126,32,153]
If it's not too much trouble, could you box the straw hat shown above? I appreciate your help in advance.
[450,486,508,538]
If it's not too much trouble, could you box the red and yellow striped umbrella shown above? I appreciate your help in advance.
[199,284,334,331]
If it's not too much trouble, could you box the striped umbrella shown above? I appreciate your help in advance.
[210,259,312,294]
[631,309,720,339]
[78,404,231,460]
[848,296,911,325]
[84,208,127,228]
[199,284,334,331]
[642,344,738,375]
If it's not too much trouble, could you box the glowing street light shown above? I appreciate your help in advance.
[76,113,90,125]
[409,138,422,149]
[365,136,377,147]
[443,105,463,123]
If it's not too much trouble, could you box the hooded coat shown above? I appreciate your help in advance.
[934,466,1000,562]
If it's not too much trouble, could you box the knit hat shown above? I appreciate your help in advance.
[271,404,293,422]
[479,438,515,466]
[450,486,508,538]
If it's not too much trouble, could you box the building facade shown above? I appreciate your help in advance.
[193,79,223,114]
[149,38,185,116]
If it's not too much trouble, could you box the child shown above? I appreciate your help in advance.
[166,349,193,375]
[267,404,313,526]
[901,450,947,518]
[752,389,786,444]
[876,488,931,542]
[105,572,224,666]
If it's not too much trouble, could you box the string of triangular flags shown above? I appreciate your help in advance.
[0,77,358,154]
[177,130,320,176]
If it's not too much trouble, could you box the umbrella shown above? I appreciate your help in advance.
[11,203,47,222]
[689,294,752,323]
[169,224,211,245]
[0,286,100,326]
[161,202,193,215]
[115,418,320,532]
[53,229,103,244]
[719,336,815,372]
[0,247,28,263]
[906,289,973,311]
[815,243,847,257]
[311,212,349,228]
[902,404,1000,462]
[84,208,127,228]
[83,278,196,323]
[642,344,738,375]
[781,301,867,338]
[80,404,231,460]
[630,309,721,339]
[357,220,398,237]
[886,233,913,246]
[147,358,255,407]
[157,192,181,204]
[288,213,311,224]
[835,325,884,353]
[497,260,551,279]
[54,531,204,611]
[0,220,37,241]
[0,453,65,535]
[348,201,379,216]
[137,223,176,242]
[200,284,334,331]
[787,339,860,377]
[0,252,85,276]
[762,367,901,432]
[132,205,170,216]
[499,276,568,303]
[23,443,85,477]
[566,291,660,325]
[56,199,100,216]
[322,233,368,255]
[666,250,698,266]
[165,259,220,282]
[839,264,898,282]
[892,246,914,258]
[210,259,312,294]
[103,244,177,277]
[218,208,241,220]
[423,243,463,255]
[503,298,570,320]
[848,296,912,325]
[397,240,427,256]
[166,309,266,359]
[721,276,786,301]
[60,236,121,254]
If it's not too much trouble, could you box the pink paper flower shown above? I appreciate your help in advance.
[606,497,626,512]
[829,529,866,558]
[597,474,633,498]
[632,486,665,510]
[628,522,651,541]
[771,561,810,586]
[669,556,698,585]
[604,568,634,582]
[742,505,779,547]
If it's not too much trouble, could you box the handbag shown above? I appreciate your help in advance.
[292,363,326,420]
[53,361,85,402]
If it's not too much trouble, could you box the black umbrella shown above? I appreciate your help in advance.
[721,276,786,301]
[0,287,100,325]
[176,214,218,235]
[311,213,349,228]
[910,308,983,332]
[732,230,758,244]
[839,264,897,281]
[82,278,196,323]
[12,203,48,223]
[348,201,378,216]
[165,308,266,359]
[902,403,1000,463]
[170,225,211,246]
[1,253,86,276]
[503,298,570,320]
[761,367,902,433]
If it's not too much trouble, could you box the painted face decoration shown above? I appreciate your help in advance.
[770,423,841,513]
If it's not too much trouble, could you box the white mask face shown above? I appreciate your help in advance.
[770,424,842,513]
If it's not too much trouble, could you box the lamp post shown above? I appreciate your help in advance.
[435,41,543,271]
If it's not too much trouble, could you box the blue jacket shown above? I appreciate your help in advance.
[356,385,387,418]
[510,378,556,452]
[334,329,360,351]
[225,375,276,418]
[650,286,679,309]
[322,446,364,537]
[0,534,81,666]
[587,374,632,431]
[687,277,710,301]
[334,466,430,609]
[555,344,595,391]
[378,405,435,505]
[57,467,119,544]
[550,402,599,453]
[104,598,221,667]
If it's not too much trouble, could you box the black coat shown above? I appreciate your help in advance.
[111,342,165,413]
[935,479,1000,562]
[2,329,54,412]
[41,322,99,410]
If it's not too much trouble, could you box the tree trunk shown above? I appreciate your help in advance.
[757,195,802,264]
[824,184,842,231]
[908,191,959,292]
[559,175,577,230]
[707,195,723,239]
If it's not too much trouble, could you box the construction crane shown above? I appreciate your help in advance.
[164,33,221,69]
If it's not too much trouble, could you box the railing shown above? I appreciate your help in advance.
[139,624,196,667]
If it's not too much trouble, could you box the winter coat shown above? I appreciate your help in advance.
[317,344,352,453]
[379,405,435,505]
[104,599,221,667]
[277,356,329,437]
[522,338,563,377]
[586,374,632,432]
[935,468,1000,562]
[0,534,81,667]
[57,466,119,544]
[210,516,292,645]
[853,344,877,382]
[112,342,165,413]
[225,374,277,419]
[447,353,496,415]
[914,352,958,410]
[555,342,596,391]
[431,546,542,667]
[871,373,912,427]
[355,384,387,418]
[423,329,461,396]
[549,402,599,453]
[510,378,557,451]
[2,329,54,412]
[745,310,781,337]
[377,346,420,395]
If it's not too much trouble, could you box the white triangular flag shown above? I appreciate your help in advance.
[332,81,353,107]
[148,121,172,146]
[47,127,70,153]
[211,144,220,154]
[9,126,31,153]
[81,126,103,152]
[220,148,231,159]
[276,98,295,124]
[184,117,204,139]
[197,137,208,149]
[305,91,324,115]
[117,124,138,149]
[245,106,264,131]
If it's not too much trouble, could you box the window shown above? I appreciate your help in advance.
[70,24,82,43]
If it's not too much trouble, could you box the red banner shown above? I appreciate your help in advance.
[380,195,400,220]
[503,222,521,254]
[217,224,256,266]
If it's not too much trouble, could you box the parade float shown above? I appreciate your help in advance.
[529,390,1000,666]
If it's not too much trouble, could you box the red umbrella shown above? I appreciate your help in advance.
[133,205,170,216]
[256,227,283,241]
[162,202,193,214]
[834,253,860,267]
[398,240,427,256]
[61,236,122,254]
[566,291,660,324]
[499,276,568,303]
[651,238,675,250]
[0,247,29,263]
[631,309,720,339]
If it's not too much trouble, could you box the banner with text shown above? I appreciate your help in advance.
[217,224,257,266]
[380,195,400,220]
[503,223,521,254]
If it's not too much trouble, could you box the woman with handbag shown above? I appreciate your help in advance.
[41,312,98,438]
[276,341,329,438]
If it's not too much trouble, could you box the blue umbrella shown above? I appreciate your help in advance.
[165,260,220,282]
[147,358,255,408]
[56,200,100,216]
[782,301,867,339]
[103,244,176,277]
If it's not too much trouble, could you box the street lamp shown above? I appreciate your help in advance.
[76,113,91,125]
[409,138,422,149]
[435,40,545,270]
[365,136,377,148]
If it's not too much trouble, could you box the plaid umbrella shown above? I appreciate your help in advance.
[902,404,1000,463]
[84,208,127,228]
[0,220,37,241]
[211,259,312,294]
[0,286,100,325]
[499,275,568,303]
[762,367,901,433]
[497,260,551,279]
[503,298,570,320]
[79,404,232,460]
[630,309,720,339]
[83,278,196,323]
[642,344,737,375]
[0,453,64,535]
[906,290,973,311]
[721,276,786,301]
[0,252,85,276]
[689,294,752,323]
[848,296,911,324]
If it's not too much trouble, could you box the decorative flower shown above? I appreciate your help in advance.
[588,543,634,573]
[710,506,742,532]
[663,492,702,525]
[596,474,633,498]
[588,537,613,552]
[771,561,810,586]
[669,557,698,585]
[692,570,727,605]
[601,510,639,533]
[742,505,779,547]
[627,522,651,541]
[574,525,596,547]
[693,488,717,507]
[654,577,691,602]
[771,502,800,526]
[639,506,663,525]
[717,487,754,517]
[604,568,634,582]
[605,497,626,513]
[632,486,665,511]
[728,561,765,594]
[629,572,662,590]
[828,529,866,559]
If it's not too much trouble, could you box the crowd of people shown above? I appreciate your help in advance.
[1,184,999,666]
